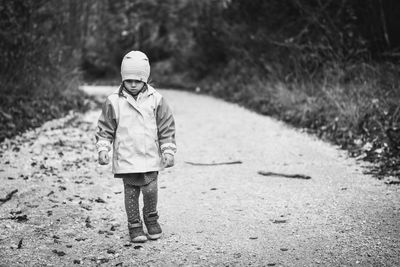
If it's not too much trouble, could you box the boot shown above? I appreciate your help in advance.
[128,220,147,243]
[144,211,162,240]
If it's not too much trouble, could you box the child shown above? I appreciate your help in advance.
[95,50,176,243]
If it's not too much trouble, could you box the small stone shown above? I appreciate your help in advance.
[98,258,109,264]
[233,252,241,258]
[249,236,258,240]
[280,248,289,251]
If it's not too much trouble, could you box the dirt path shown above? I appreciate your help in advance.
[1,86,399,266]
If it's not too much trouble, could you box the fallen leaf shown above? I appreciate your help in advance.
[95,197,106,203]
[272,219,287,224]
[79,202,92,211]
[17,238,23,249]
[52,249,66,256]
[107,249,116,254]
[85,216,93,228]
[13,215,28,222]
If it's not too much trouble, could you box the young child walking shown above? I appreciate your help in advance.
[95,50,176,243]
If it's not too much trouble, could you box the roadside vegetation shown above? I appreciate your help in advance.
[0,1,91,142]
[1,0,399,178]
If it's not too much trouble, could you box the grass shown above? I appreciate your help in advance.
[195,60,400,179]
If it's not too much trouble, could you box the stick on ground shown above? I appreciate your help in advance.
[185,161,242,166]
[258,171,311,180]
[0,189,18,204]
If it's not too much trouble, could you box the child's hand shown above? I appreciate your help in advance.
[162,153,174,168]
[98,151,110,165]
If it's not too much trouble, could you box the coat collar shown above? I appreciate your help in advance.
[113,84,156,116]
[113,84,156,97]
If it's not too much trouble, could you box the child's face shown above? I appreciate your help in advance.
[123,79,145,95]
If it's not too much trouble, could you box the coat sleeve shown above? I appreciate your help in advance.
[156,97,176,155]
[95,97,117,153]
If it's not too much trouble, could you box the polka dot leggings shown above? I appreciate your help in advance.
[123,178,158,224]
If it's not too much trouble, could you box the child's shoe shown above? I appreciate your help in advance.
[144,211,162,240]
[128,221,147,243]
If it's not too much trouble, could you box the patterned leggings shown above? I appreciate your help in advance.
[123,178,158,224]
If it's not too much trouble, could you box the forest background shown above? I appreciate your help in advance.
[0,0,399,178]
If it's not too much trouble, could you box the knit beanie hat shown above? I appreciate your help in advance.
[120,51,150,83]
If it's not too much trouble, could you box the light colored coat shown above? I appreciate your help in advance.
[95,85,176,173]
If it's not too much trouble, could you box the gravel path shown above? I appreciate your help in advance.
[0,86,399,266]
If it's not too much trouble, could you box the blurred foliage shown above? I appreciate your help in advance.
[0,0,90,141]
[81,0,400,86]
